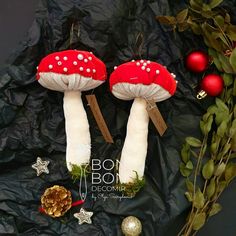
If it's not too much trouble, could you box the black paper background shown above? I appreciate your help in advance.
[0,0,236,235]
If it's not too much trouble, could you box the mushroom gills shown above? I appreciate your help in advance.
[38,73,103,92]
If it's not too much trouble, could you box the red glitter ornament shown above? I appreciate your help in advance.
[185,51,209,73]
[197,74,224,99]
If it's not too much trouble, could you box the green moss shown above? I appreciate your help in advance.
[116,172,145,197]
[70,164,91,181]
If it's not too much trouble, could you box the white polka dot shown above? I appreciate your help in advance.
[146,68,151,72]
[77,54,84,60]
[73,61,78,65]
[48,64,53,69]
[140,60,144,63]
[156,70,160,74]
[55,56,60,60]
[171,73,176,78]
[93,69,96,73]
[63,67,68,72]
[114,66,118,70]
[63,56,68,61]
[58,61,62,66]
[79,67,84,71]
[132,60,135,62]
[86,68,91,73]
[141,66,145,70]
[136,62,140,66]
[147,60,151,64]
[89,52,93,54]
[88,57,92,61]
[36,66,38,70]
[143,63,147,66]
[84,59,88,63]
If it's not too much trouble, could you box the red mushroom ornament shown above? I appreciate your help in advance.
[37,50,106,172]
[110,60,177,189]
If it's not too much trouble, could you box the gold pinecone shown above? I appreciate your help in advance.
[41,185,72,218]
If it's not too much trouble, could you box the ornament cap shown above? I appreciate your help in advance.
[197,90,207,100]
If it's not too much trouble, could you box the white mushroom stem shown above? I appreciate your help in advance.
[119,97,149,183]
[63,90,91,171]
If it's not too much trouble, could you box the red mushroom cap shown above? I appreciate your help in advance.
[37,50,106,81]
[109,60,177,101]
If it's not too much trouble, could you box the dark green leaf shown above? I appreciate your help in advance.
[223,73,233,87]
[211,142,218,155]
[200,120,206,135]
[190,0,202,11]
[217,120,227,137]
[195,0,203,4]
[181,143,190,163]
[214,15,225,28]
[178,22,190,32]
[222,143,231,156]
[231,133,236,151]
[186,161,194,170]
[229,48,236,72]
[209,203,222,216]
[180,162,192,177]
[202,4,211,11]
[207,104,217,114]
[208,48,223,71]
[186,137,202,147]
[186,179,194,193]
[218,53,234,73]
[218,34,232,48]
[202,160,215,179]
[156,16,176,25]
[193,189,205,209]
[225,13,231,23]
[215,112,229,126]
[176,9,189,23]
[202,23,223,51]
[227,25,236,41]
[189,20,202,35]
[206,178,216,199]
[225,163,236,183]
[202,112,211,122]
[214,163,226,177]
[229,152,236,159]
[192,212,206,230]
[233,78,236,96]
[205,115,214,134]
[185,192,193,202]
[209,0,223,8]
[216,181,227,194]
[216,98,229,112]
[190,150,199,159]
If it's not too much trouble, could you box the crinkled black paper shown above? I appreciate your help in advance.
[0,0,236,235]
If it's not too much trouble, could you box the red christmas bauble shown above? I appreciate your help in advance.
[201,74,224,96]
[185,51,209,73]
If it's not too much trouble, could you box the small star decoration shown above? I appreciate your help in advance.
[74,208,93,225]
[32,157,50,176]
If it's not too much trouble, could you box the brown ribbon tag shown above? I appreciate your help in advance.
[146,101,167,136]
[86,95,114,143]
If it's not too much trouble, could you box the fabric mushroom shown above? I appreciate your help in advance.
[110,60,177,191]
[36,50,106,173]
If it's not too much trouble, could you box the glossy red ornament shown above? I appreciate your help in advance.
[197,74,224,99]
[185,51,209,73]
